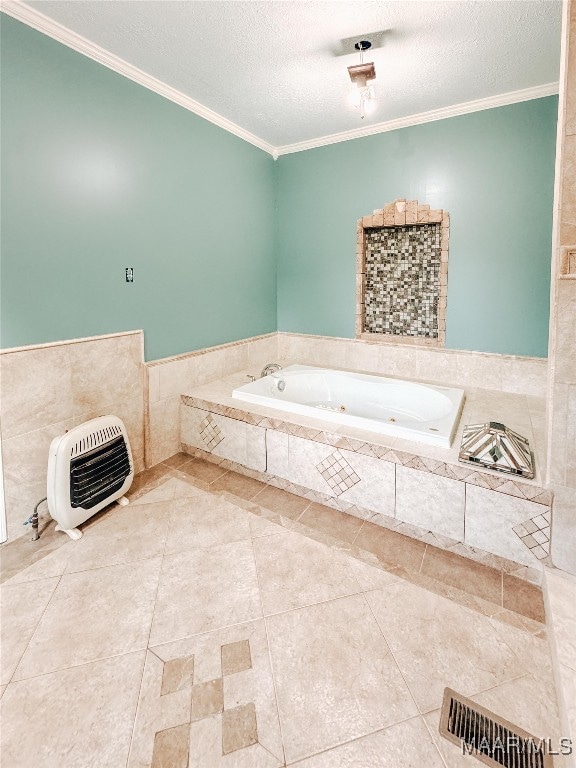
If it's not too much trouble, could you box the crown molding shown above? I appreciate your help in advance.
[1,1,559,161]
[0,0,276,156]
[275,82,559,156]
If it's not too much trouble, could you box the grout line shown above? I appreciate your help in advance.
[285,712,426,766]
[361,591,422,715]
[351,519,365,546]
[420,711,452,768]
[6,647,149,687]
[124,499,173,768]
[418,544,428,573]
[5,573,62,687]
[248,536,288,766]
[260,589,366,622]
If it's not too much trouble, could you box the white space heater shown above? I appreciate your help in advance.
[47,415,134,539]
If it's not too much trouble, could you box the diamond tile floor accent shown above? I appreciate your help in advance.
[0,455,563,767]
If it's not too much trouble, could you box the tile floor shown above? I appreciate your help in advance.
[0,454,567,767]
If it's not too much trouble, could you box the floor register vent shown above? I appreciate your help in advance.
[439,689,553,768]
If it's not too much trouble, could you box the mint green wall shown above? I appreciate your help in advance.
[1,16,558,361]
[276,98,558,357]
[0,16,276,361]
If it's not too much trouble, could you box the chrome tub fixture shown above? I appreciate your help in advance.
[260,363,282,378]
[458,422,534,479]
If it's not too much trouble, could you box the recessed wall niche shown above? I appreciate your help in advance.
[356,199,449,346]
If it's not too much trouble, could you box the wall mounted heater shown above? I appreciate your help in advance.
[47,415,134,539]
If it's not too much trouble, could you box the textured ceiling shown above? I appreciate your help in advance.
[24,1,562,147]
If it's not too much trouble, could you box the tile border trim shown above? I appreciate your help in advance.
[181,396,552,506]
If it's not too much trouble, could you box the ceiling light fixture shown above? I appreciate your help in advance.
[347,40,376,120]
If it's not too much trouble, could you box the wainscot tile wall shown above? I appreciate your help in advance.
[0,331,145,542]
[277,332,548,398]
[145,334,278,468]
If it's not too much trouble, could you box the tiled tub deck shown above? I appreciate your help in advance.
[180,367,551,582]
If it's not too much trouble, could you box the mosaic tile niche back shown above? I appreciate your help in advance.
[364,223,441,338]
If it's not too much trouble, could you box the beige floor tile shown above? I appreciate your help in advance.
[14,558,161,680]
[2,545,72,585]
[222,702,258,754]
[178,458,228,483]
[473,674,562,744]
[221,638,252,676]
[252,485,310,519]
[162,453,194,470]
[149,540,261,645]
[366,581,524,713]
[420,545,503,605]
[151,723,190,768]
[164,494,251,556]
[0,515,68,584]
[170,476,212,499]
[1,651,144,768]
[188,718,282,768]
[249,513,290,538]
[161,654,195,695]
[298,502,363,544]
[1,577,59,684]
[63,501,171,573]
[210,471,268,501]
[291,716,447,767]
[253,531,361,615]
[191,677,224,720]
[130,479,177,506]
[129,465,176,501]
[346,556,402,592]
[266,593,417,764]
[502,573,546,623]
[355,520,427,571]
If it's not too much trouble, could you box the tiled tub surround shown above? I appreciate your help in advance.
[144,329,547,469]
[0,331,145,543]
[181,369,551,576]
[278,332,548,398]
[356,200,449,346]
[145,333,278,468]
[0,455,563,767]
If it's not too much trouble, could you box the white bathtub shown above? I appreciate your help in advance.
[232,364,465,447]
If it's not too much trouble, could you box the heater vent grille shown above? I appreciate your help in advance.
[71,424,123,459]
[70,435,131,509]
